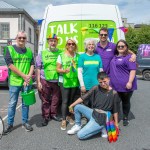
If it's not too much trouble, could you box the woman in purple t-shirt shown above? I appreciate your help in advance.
[110,39,137,126]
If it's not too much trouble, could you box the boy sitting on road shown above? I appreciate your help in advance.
[67,72,119,140]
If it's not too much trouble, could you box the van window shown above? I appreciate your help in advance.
[138,44,150,59]
[45,20,117,52]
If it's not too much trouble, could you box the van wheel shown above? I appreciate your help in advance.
[143,70,150,81]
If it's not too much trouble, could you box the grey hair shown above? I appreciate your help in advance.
[16,30,27,39]
[84,38,98,51]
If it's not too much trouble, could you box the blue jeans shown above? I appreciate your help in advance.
[8,85,32,125]
[74,104,104,140]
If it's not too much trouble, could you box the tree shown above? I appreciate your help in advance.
[125,25,150,53]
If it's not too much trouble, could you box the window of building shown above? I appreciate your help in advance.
[28,27,32,43]
[0,23,10,39]
[0,45,7,55]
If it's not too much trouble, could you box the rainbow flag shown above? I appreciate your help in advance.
[106,112,118,143]
[71,59,77,72]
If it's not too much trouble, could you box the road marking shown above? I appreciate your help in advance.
[2,91,38,121]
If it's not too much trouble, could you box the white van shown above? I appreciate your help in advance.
[38,3,125,53]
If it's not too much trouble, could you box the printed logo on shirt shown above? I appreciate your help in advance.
[13,57,31,63]
[117,58,123,61]
[106,49,112,51]
[84,61,99,65]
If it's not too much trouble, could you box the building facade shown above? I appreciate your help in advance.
[0,1,38,56]
[122,18,134,28]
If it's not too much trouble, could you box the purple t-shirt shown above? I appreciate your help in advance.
[109,54,137,92]
[95,42,116,74]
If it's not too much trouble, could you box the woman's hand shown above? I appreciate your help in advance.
[81,86,86,93]
[126,82,132,89]
[63,68,70,73]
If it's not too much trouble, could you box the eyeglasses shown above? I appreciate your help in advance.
[117,45,125,49]
[67,43,75,46]
[18,37,26,40]
[100,34,108,37]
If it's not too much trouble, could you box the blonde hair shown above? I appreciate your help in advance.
[65,39,78,52]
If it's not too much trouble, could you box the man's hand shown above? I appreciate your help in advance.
[37,81,42,92]
[23,81,28,87]
[9,64,31,83]
[126,82,132,89]
[129,54,136,62]
[69,106,74,114]
[22,74,31,84]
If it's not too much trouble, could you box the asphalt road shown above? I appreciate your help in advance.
[0,77,150,150]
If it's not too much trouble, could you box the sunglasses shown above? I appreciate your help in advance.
[100,34,108,37]
[18,37,26,40]
[67,43,75,46]
[117,45,125,49]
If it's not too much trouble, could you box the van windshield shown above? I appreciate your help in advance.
[138,44,150,59]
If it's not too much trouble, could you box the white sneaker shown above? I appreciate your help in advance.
[101,127,108,138]
[67,124,81,135]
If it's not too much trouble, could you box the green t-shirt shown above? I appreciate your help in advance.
[8,46,33,86]
[60,52,79,88]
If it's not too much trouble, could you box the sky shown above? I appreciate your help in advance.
[3,0,150,24]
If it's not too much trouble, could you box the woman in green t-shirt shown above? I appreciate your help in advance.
[57,39,80,131]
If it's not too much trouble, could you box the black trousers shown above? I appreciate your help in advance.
[60,83,79,120]
[117,91,133,119]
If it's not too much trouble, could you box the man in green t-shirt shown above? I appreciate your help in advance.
[36,34,62,126]
[4,31,34,134]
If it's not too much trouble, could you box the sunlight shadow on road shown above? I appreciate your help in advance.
[29,114,43,128]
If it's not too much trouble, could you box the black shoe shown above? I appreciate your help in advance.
[123,118,129,126]
[3,125,13,135]
[42,119,49,126]
[51,116,62,122]
[22,123,33,132]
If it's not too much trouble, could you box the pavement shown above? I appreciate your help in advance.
[0,77,150,150]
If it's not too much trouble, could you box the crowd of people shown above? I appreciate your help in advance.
[3,27,137,141]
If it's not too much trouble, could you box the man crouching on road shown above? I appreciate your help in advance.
[4,31,34,134]
[67,72,119,140]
